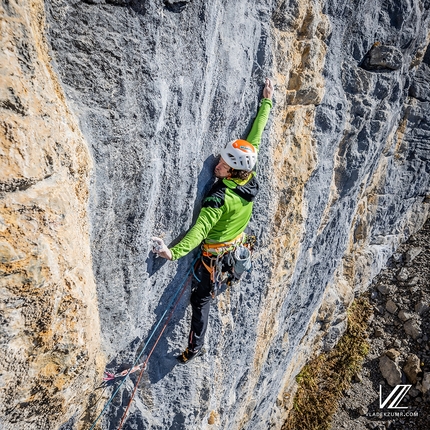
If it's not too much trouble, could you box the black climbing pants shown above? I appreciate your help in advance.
[188,259,212,352]
[188,255,233,352]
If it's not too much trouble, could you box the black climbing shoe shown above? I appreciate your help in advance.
[177,347,206,364]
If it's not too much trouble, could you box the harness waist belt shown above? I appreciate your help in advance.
[201,233,245,256]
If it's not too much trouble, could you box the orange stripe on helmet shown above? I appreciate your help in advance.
[232,139,255,153]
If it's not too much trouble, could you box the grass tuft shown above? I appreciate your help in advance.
[282,296,372,430]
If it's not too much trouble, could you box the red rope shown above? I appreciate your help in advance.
[117,277,191,430]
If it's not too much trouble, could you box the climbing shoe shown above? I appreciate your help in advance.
[177,347,206,364]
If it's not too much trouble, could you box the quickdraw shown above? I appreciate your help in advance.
[102,363,143,382]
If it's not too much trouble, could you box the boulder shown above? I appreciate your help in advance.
[361,44,403,71]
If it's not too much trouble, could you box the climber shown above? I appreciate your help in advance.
[152,78,274,363]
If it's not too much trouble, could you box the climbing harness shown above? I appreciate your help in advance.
[201,232,245,256]
[200,233,255,298]
[88,256,199,430]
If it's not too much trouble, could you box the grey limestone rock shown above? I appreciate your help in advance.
[38,0,430,428]
[415,301,429,315]
[385,348,401,361]
[374,327,385,338]
[406,276,420,286]
[405,247,423,264]
[378,284,395,295]
[404,318,423,340]
[361,44,403,71]
[409,62,430,102]
[397,268,410,282]
[379,355,402,387]
[357,405,368,416]
[398,309,415,322]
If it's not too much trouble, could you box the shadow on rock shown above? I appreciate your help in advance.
[99,257,196,428]
[99,157,222,425]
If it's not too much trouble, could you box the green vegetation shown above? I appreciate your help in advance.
[283,296,373,430]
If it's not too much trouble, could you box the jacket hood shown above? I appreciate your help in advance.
[223,175,259,202]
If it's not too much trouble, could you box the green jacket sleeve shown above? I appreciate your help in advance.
[170,206,224,260]
[246,98,272,152]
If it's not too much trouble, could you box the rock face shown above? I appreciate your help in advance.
[0,1,104,430]
[1,0,430,429]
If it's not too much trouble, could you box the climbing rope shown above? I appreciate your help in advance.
[88,257,198,430]
[117,275,190,429]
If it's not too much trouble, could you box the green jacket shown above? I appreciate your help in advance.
[170,98,272,260]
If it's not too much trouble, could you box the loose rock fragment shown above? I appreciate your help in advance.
[379,355,402,387]
[403,354,421,384]
[377,284,390,295]
[385,349,400,361]
[396,268,410,282]
[415,301,429,315]
[405,247,423,264]
[398,310,415,322]
[386,300,398,314]
[422,372,430,394]
[361,44,403,71]
[404,319,422,339]
[374,328,385,337]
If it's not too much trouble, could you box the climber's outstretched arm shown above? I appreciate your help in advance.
[246,78,274,152]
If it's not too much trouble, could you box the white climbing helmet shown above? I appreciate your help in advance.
[220,139,257,172]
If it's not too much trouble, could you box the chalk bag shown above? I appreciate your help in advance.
[233,245,252,279]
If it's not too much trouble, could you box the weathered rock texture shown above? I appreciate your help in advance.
[332,217,430,430]
[1,0,430,429]
[0,1,104,429]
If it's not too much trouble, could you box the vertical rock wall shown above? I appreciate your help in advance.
[267,1,430,423]
[0,1,104,429]
[1,0,429,429]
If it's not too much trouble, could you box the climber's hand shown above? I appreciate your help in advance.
[151,237,172,260]
[263,77,274,100]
